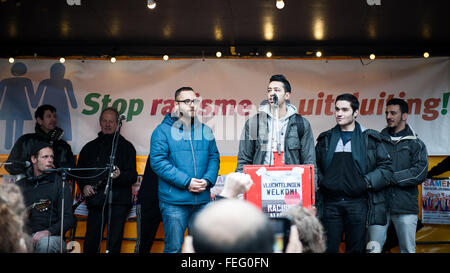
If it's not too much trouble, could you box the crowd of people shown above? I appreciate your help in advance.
[1,73,448,254]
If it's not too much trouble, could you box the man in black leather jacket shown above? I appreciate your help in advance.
[5,104,75,179]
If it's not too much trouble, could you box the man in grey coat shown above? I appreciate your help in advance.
[235,74,317,187]
[367,98,428,253]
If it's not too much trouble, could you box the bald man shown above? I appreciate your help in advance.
[184,199,302,253]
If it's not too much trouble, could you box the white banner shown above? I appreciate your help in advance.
[0,57,448,156]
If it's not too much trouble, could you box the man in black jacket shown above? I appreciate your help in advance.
[134,156,162,253]
[367,98,428,253]
[16,142,74,253]
[315,93,393,253]
[76,107,137,253]
[5,104,75,180]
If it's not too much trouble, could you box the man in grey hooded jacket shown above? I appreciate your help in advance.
[235,74,317,187]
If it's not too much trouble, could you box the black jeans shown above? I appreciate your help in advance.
[322,197,368,253]
[83,204,131,253]
[134,202,162,253]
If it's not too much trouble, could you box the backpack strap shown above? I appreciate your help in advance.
[256,113,260,139]
[295,114,304,139]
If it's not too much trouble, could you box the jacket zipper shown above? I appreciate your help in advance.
[189,133,198,204]
[189,130,197,177]
[188,126,200,204]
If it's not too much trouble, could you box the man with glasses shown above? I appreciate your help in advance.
[150,87,220,253]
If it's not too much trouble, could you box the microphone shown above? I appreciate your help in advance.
[2,161,31,168]
[273,93,279,106]
[118,114,126,122]
[43,167,73,173]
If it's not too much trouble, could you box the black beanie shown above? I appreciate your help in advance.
[31,141,52,158]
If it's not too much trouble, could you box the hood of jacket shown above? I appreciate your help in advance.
[161,113,203,131]
[380,124,418,142]
[258,103,298,121]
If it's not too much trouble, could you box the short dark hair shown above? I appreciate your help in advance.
[387,98,409,114]
[336,93,360,112]
[191,219,274,253]
[174,87,195,100]
[31,141,53,158]
[99,107,119,122]
[269,74,291,93]
[35,104,56,120]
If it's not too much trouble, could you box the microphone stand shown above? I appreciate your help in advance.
[104,117,124,253]
[274,100,281,156]
[43,166,109,253]
[60,169,66,253]
[1,161,31,182]
[271,94,283,167]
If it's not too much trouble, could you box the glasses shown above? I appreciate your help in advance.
[176,99,200,105]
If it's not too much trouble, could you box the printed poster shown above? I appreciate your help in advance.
[259,167,304,217]
[422,178,450,224]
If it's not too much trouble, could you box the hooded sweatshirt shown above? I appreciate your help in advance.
[260,103,298,165]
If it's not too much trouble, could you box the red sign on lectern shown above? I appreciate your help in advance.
[243,153,315,217]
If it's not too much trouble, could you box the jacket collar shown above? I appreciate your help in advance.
[324,121,367,174]
[34,124,50,140]
[21,167,55,185]
[258,103,298,121]
[381,124,417,142]
[164,113,202,131]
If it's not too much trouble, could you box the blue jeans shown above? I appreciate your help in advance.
[322,197,368,253]
[368,213,418,253]
[35,236,65,253]
[159,201,207,253]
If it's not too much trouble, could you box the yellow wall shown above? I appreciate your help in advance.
[415,156,450,253]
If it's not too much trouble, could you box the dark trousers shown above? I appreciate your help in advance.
[322,197,368,253]
[134,202,162,253]
[83,204,131,253]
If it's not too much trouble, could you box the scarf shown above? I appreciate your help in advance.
[324,121,367,175]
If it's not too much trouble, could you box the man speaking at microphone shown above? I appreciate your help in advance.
[236,75,316,184]
[16,141,74,253]
[76,107,137,253]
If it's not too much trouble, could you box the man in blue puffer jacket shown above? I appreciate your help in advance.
[150,86,220,253]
